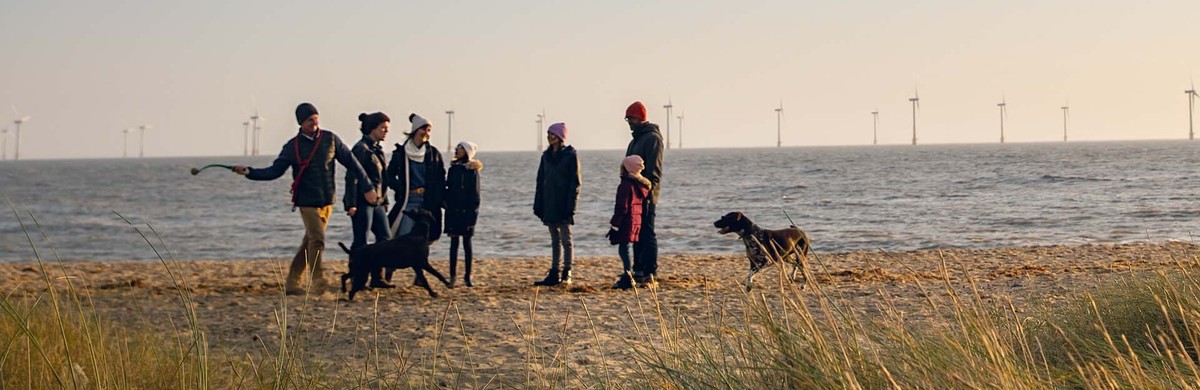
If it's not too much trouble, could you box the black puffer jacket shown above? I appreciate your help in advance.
[444,159,482,235]
[533,145,581,225]
[247,129,372,208]
[343,135,388,211]
[625,122,664,204]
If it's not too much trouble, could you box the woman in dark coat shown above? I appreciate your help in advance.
[532,122,581,286]
[444,141,482,287]
[385,113,446,242]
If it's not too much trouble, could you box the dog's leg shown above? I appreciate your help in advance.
[744,269,759,292]
[414,269,437,297]
[422,263,453,288]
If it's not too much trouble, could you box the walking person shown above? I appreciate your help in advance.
[233,102,379,295]
[623,101,664,286]
[607,155,650,290]
[444,141,483,287]
[532,122,581,286]
[344,111,394,289]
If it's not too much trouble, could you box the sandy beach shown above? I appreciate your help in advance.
[4,242,1199,385]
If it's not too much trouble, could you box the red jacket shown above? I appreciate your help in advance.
[609,175,650,244]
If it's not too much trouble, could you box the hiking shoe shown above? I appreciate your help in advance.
[611,272,634,290]
[561,268,573,285]
[637,274,658,289]
[533,268,561,286]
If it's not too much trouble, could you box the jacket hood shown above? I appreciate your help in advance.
[630,121,660,136]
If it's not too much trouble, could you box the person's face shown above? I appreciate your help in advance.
[301,114,320,132]
[370,121,389,142]
[455,145,466,159]
[547,133,562,148]
[625,116,643,129]
[412,125,431,145]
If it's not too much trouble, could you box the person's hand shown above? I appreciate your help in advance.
[233,165,249,175]
[347,207,357,217]
[363,190,379,205]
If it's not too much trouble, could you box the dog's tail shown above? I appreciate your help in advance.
[338,242,352,254]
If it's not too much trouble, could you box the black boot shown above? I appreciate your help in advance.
[533,268,560,286]
[561,268,573,285]
[611,272,634,290]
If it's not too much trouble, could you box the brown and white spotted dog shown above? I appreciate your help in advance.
[713,211,812,291]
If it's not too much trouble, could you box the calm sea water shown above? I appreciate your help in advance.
[3,141,1200,263]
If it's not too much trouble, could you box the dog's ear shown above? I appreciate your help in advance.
[733,212,744,221]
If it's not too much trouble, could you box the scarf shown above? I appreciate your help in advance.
[405,140,427,162]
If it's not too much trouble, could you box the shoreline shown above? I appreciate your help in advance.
[4,241,1199,383]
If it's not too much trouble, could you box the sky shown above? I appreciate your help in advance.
[1,0,1199,159]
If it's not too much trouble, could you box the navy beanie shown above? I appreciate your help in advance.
[358,112,391,134]
[295,103,319,125]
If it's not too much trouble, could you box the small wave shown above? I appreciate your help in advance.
[1038,174,1112,183]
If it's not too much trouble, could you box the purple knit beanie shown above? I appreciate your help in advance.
[547,122,567,141]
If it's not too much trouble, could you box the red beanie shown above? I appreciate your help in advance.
[625,101,647,121]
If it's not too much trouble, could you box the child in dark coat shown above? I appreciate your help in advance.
[444,141,482,287]
[608,155,651,290]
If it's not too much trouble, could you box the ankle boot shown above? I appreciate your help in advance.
[561,268,573,285]
[611,272,634,290]
[533,268,560,286]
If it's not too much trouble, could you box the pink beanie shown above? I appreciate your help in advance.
[622,155,644,174]
[547,122,567,141]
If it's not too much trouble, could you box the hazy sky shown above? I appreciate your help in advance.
[2,0,1199,159]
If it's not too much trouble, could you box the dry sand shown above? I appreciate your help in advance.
[3,242,1199,385]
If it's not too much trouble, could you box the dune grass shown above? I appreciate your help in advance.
[4,204,1200,388]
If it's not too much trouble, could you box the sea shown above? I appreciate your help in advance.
[2,140,1200,263]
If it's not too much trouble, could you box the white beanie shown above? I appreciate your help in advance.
[409,113,431,133]
[457,141,479,160]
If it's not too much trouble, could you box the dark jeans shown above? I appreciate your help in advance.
[449,235,473,282]
[618,243,632,273]
[548,224,574,270]
[632,202,657,276]
[351,204,391,284]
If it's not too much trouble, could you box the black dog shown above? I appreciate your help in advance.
[339,209,451,300]
[714,211,812,291]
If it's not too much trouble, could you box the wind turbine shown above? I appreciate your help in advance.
[138,124,151,158]
[663,99,673,150]
[250,111,262,156]
[11,106,30,160]
[1061,104,1069,142]
[871,110,879,145]
[909,89,920,145]
[774,100,783,148]
[677,111,684,149]
[1,128,7,160]
[997,98,1008,144]
[1187,82,1198,140]
[536,111,545,150]
[445,110,455,152]
[242,120,252,154]
[123,128,132,158]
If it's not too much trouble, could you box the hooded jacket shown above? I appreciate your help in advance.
[247,129,373,208]
[343,135,388,211]
[625,122,664,204]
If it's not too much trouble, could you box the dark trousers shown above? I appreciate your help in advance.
[449,235,473,282]
[632,202,658,276]
[352,204,391,283]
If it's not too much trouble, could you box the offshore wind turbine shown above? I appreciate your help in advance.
[138,124,151,158]
[997,98,1008,143]
[242,121,251,156]
[123,128,132,158]
[250,111,263,156]
[445,110,455,152]
[677,111,684,149]
[1187,82,1198,140]
[871,110,879,145]
[1,128,7,160]
[909,89,920,145]
[662,99,673,150]
[774,100,783,147]
[11,106,30,160]
[1061,104,1070,142]
[536,111,545,150]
